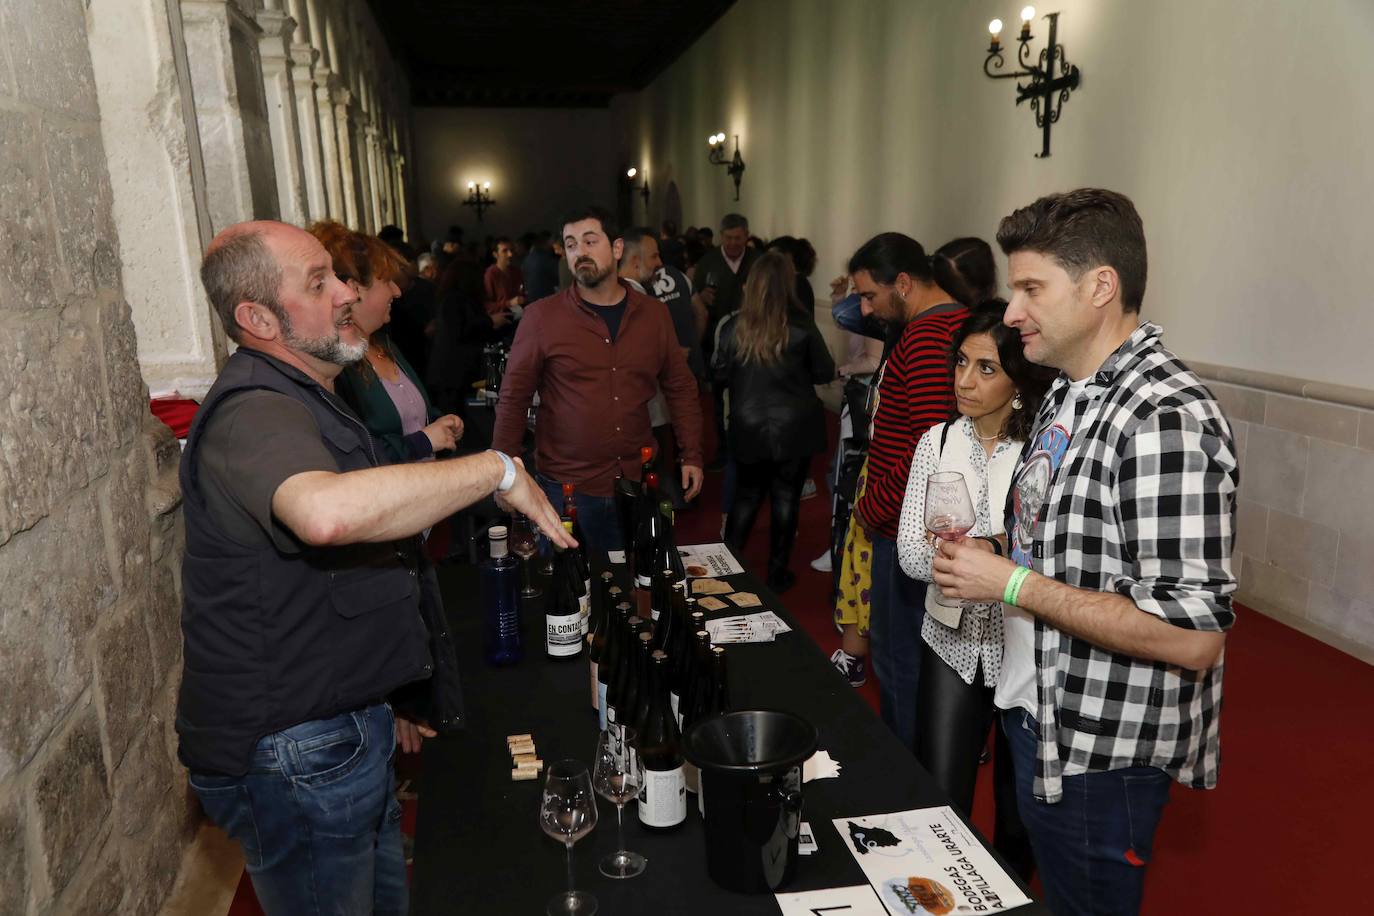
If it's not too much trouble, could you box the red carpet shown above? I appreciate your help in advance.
[229,404,1374,915]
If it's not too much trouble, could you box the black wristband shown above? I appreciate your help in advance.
[978,536,1004,557]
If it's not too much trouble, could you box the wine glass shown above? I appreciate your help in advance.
[540,759,599,915]
[510,515,543,599]
[924,471,976,608]
[593,727,647,879]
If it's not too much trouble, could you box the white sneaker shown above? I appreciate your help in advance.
[810,550,832,573]
[801,478,818,500]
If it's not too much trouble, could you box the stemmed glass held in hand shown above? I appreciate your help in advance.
[510,515,543,599]
[540,759,599,916]
[925,471,977,608]
[593,727,647,879]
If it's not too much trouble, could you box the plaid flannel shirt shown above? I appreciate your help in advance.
[1007,322,1239,803]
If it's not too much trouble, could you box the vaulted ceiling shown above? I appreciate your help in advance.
[366,0,736,108]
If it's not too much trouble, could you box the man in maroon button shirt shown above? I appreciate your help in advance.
[483,238,525,316]
[492,205,704,558]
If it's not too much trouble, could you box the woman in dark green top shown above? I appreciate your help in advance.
[310,222,464,464]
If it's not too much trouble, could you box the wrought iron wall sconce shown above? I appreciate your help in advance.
[706,132,746,200]
[463,180,496,222]
[626,168,650,209]
[984,7,1080,158]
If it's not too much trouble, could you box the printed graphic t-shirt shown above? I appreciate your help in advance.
[994,375,1090,715]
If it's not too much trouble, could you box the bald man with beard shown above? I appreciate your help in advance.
[176,221,571,915]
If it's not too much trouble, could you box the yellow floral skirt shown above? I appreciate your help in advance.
[833,459,873,636]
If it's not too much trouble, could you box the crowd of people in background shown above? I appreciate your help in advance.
[181,188,1238,916]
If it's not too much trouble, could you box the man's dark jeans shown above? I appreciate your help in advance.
[868,533,926,752]
[537,474,623,564]
[189,703,406,916]
[1002,708,1172,916]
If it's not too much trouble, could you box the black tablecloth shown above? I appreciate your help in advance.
[411,561,1048,915]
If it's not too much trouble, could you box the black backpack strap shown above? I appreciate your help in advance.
[938,421,951,458]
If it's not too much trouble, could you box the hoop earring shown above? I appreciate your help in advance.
[1011,393,1023,411]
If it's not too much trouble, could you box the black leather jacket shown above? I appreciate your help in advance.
[711,314,836,463]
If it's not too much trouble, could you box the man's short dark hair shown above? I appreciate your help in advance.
[201,229,281,343]
[996,188,1148,313]
[560,205,618,244]
[378,224,404,244]
[495,236,513,248]
[619,226,657,266]
[720,213,748,233]
[847,232,933,286]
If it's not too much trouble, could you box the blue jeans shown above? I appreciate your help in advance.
[189,704,407,916]
[537,475,623,562]
[868,533,926,752]
[1002,708,1172,916]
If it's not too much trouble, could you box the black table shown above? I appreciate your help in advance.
[412,562,1049,915]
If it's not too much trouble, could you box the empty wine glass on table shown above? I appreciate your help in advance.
[593,727,647,879]
[510,514,543,599]
[540,759,599,915]
[924,471,977,608]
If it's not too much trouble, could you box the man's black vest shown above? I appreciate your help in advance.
[176,349,433,775]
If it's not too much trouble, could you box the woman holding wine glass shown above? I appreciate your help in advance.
[895,300,1052,880]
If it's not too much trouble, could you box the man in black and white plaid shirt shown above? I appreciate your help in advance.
[933,189,1238,916]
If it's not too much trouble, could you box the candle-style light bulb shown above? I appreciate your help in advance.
[989,18,1003,36]
[467,181,475,190]
[483,181,491,190]
[627,167,637,178]
[1020,6,1035,22]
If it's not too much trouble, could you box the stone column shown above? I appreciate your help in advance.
[180,0,281,231]
[315,68,345,221]
[332,85,361,228]
[255,1,309,226]
[365,122,385,229]
[88,0,225,397]
[290,43,326,222]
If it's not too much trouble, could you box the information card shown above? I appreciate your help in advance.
[832,807,1030,914]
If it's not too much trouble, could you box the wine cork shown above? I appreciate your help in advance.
[511,768,539,781]
[512,752,538,765]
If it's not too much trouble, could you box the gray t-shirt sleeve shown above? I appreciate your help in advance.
[197,390,337,552]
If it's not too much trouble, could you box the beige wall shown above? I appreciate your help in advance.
[412,106,620,244]
[613,0,1374,660]
[614,0,1374,390]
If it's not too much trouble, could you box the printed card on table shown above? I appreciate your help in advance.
[677,543,744,578]
[774,885,888,916]
[833,806,1031,914]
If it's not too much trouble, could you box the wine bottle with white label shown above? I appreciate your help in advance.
[606,611,642,745]
[544,545,583,660]
[635,649,687,830]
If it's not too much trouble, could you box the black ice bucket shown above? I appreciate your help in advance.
[683,710,818,894]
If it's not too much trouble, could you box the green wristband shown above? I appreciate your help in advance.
[1003,566,1031,607]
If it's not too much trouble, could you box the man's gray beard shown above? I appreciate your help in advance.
[278,310,367,366]
[289,330,368,366]
[574,261,615,288]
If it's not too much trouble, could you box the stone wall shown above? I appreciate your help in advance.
[0,1,191,912]
[1198,363,1374,665]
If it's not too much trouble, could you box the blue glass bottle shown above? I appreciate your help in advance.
[481,525,523,665]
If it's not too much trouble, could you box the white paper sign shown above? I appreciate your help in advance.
[774,885,888,916]
[606,542,743,578]
[833,807,1031,914]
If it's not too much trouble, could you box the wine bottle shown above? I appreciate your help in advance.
[544,544,583,660]
[633,473,662,618]
[607,612,643,747]
[666,582,691,719]
[588,572,616,714]
[626,630,655,777]
[681,628,712,793]
[597,601,630,731]
[654,498,687,583]
[636,649,687,829]
[562,484,592,629]
[650,566,678,647]
[479,525,522,666]
[696,645,732,817]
